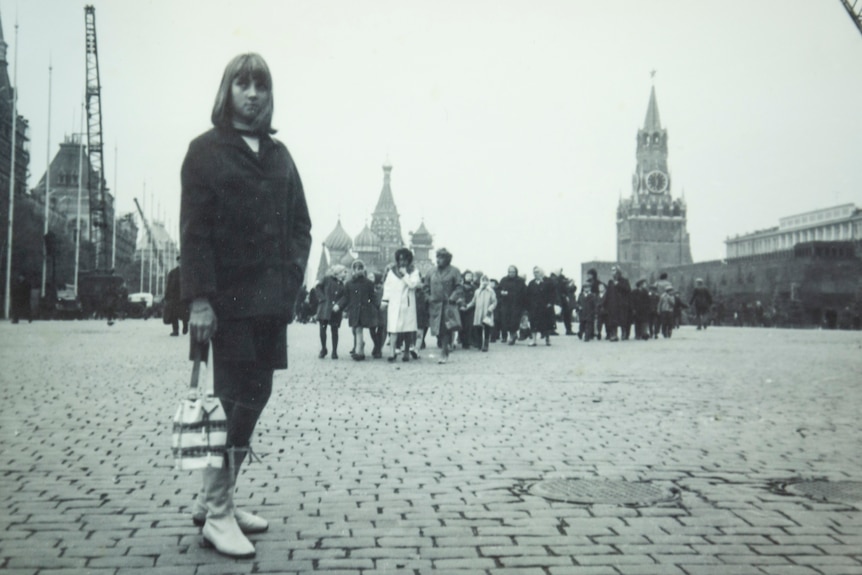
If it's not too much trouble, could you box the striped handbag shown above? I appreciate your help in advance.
[172,343,227,470]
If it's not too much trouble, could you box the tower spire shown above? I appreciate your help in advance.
[374,161,396,213]
[643,84,661,132]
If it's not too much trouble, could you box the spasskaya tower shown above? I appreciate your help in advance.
[617,80,692,281]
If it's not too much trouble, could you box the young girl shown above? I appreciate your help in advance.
[464,272,497,352]
[313,265,346,359]
[334,260,378,360]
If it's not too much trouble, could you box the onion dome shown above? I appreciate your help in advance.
[324,219,353,252]
[354,224,381,251]
[410,221,432,246]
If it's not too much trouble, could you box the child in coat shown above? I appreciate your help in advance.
[333,260,378,360]
[464,272,498,352]
[579,285,597,341]
[658,286,676,338]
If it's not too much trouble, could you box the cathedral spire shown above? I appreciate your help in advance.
[643,85,662,132]
[374,161,396,214]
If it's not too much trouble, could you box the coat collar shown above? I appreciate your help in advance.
[215,126,277,157]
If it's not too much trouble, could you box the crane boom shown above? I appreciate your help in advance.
[85,5,108,269]
[839,0,862,38]
[133,197,165,277]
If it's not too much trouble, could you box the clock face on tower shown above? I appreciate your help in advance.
[645,170,668,194]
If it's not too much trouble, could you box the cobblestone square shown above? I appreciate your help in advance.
[1,320,861,574]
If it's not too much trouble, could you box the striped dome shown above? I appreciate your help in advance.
[324,219,353,252]
[354,224,381,250]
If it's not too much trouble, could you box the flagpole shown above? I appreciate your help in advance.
[3,19,18,319]
[41,58,52,298]
[111,142,117,269]
[139,181,144,292]
[74,103,85,296]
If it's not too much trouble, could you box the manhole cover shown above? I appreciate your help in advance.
[785,480,862,503]
[528,479,678,506]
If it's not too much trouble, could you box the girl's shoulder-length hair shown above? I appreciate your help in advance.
[211,53,275,134]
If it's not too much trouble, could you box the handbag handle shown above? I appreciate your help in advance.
[189,341,210,390]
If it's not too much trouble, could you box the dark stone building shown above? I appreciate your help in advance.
[0,9,32,308]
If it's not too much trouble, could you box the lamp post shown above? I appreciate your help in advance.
[41,61,52,298]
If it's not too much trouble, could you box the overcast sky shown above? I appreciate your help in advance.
[3,0,861,282]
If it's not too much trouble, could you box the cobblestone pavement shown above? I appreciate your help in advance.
[1,319,861,575]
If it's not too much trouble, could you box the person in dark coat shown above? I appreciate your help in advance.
[415,276,430,349]
[313,264,346,359]
[563,276,577,335]
[579,268,600,339]
[457,270,476,349]
[689,278,713,330]
[165,258,189,335]
[424,248,464,364]
[549,269,575,335]
[648,284,661,339]
[673,290,688,328]
[526,266,557,346]
[181,53,311,559]
[10,274,32,324]
[497,265,527,345]
[631,278,652,340]
[370,270,387,359]
[334,260,377,360]
[579,284,597,341]
[603,265,632,341]
[488,278,502,342]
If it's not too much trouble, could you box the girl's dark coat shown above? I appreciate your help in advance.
[180,127,311,322]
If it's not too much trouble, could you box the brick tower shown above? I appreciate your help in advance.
[616,82,692,281]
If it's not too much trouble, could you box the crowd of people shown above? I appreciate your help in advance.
[306,249,712,365]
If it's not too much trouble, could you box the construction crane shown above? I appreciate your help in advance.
[84,5,108,269]
[839,0,862,37]
[133,197,165,294]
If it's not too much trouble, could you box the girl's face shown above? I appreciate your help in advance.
[480,276,490,287]
[464,273,473,284]
[231,75,270,126]
[396,254,409,268]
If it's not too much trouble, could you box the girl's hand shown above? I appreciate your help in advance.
[189,298,217,343]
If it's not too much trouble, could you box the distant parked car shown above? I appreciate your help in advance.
[55,287,83,320]
[126,292,154,319]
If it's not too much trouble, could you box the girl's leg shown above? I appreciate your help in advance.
[318,323,328,357]
[356,327,366,356]
[331,325,339,358]
[388,332,398,362]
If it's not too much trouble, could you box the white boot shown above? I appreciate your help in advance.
[191,449,268,534]
[199,466,255,558]
[192,492,269,534]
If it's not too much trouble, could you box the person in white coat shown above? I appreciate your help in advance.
[381,248,422,362]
